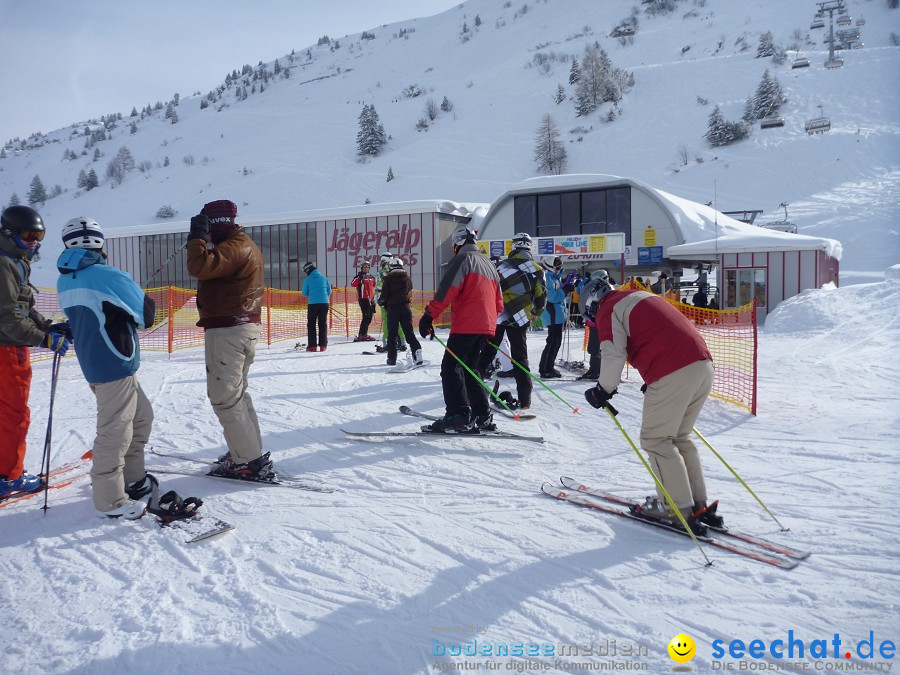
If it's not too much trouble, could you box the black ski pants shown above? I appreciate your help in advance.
[358,299,374,336]
[386,304,421,364]
[585,324,601,374]
[441,333,491,417]
[539,306,564,375]
[477,324,532,407]
[307,303,329,348]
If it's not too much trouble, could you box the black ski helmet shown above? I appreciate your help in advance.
[1,205,46,243]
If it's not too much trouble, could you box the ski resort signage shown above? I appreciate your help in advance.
[477,233,628,263]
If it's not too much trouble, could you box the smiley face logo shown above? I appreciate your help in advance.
[668,634,696,663]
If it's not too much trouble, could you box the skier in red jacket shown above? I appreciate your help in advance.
[583,279,723,534]
[418,227,503,433]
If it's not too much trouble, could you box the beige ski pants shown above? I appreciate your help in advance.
[204,324,262,463]
[640,359,715,511]
[89,376,153,511]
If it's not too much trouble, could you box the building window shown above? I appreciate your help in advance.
[511,186,632,244]
[514,195,537,236]
[606,187,631,244]
[581,190,607,234]
[537,194,561,237]
[560,191,580,235]
[724,268,766,308]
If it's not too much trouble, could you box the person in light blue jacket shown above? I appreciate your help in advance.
[57,217,157,520]
[538,256,570,378]
[301,262,332,351]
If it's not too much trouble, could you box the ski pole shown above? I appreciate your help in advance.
[603,407,713,566]
[693,426,788,531]
[430,333,520,418]
[40,352,63,513]
[145,240,189,284]
[489,342,580,414]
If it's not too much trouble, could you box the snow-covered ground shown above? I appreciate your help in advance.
[2,280,898,674]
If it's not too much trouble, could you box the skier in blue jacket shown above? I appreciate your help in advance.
[538,256,575,378]
[301,262,332,351]
[57,217,157,519]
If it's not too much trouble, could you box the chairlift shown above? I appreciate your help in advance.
[851,41,864,49]
[825,57,843,69]
[810,19,825,29]
[760,117,785,129]
[792,57,810,69]
[805,117,831,134]
[836,15,852,26]
[856,17,865,26]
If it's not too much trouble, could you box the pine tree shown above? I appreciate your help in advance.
[130,106,138,117]
[574,45,606,116]
[533,113,568,175]
[756,31,776,58]
[28,175,48,205]
[386,166,394,182]
[0,147,7,159]
[85,169,99,190]
[77,169,89,189]
[704,106,727,147]
[751,69,786,119]
[93,148,101,161]
[9,193,20,206]
[440,96,454,112]
[130,121,137,134]
[554,83,566,104]
[163,156,170,167]
[356,104,387,156]
[568,56,581,84]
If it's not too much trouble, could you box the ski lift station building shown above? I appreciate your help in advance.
[474,174,841,320]
[103,174,840,321]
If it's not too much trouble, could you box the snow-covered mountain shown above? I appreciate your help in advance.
[2,0,898,287]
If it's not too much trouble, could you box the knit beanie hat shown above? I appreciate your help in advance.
[202,200,238,243]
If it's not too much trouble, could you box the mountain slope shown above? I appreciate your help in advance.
[1,0,898,286]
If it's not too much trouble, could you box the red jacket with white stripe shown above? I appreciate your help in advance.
[594,290,711,392]
[426,243,503,335]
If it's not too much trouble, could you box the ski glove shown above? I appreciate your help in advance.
[188,214,210,242]
[584,384,616,409]
[418,312,434,339]
[48,321,72,340]
[42,330,72,356]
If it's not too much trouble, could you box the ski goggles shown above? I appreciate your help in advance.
[18,229,46,242]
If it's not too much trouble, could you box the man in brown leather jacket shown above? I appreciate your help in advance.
[186,200,274,480]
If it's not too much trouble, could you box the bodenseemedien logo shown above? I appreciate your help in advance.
[668,633,696,672]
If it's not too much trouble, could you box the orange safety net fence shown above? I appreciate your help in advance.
[580,281,757,415]
[30,285,445,355]
[33,282,755,413]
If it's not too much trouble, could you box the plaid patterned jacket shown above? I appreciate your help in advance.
[496,251,547,327]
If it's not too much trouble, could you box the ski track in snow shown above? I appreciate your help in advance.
[2,283,899,673]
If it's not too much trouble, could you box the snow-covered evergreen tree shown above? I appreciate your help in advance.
[9,193,20,206]
[28,175,48,204]
[386,166,394,182]
[85,169,99,190]
[756,31,776,58]
[356,104,387,156]
[77,169,89,189]
[568,56,581,84]
[533,113,567,175]
[704,105,751,147]
[750,69,786,119]
[554,83,566,104]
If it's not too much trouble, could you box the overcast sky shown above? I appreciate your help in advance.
[0,0,460,142]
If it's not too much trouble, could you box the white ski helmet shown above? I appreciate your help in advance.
[389,257,404,270]
[511,232,533,250]
[62,216,104,250]
[450,227,476,248]
[590,269,610,282]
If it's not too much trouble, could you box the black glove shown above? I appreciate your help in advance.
[418,312,434,339]
[49,321,72,340]
[188,214,210,242]
[377,297,386,307]
[584,384,616,409]
[640,383,647,395]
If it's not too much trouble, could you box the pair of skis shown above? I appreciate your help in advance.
[146,447,335,493]
[542,477,809,569]
[0,452,93,509]
[340,406,544,443]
